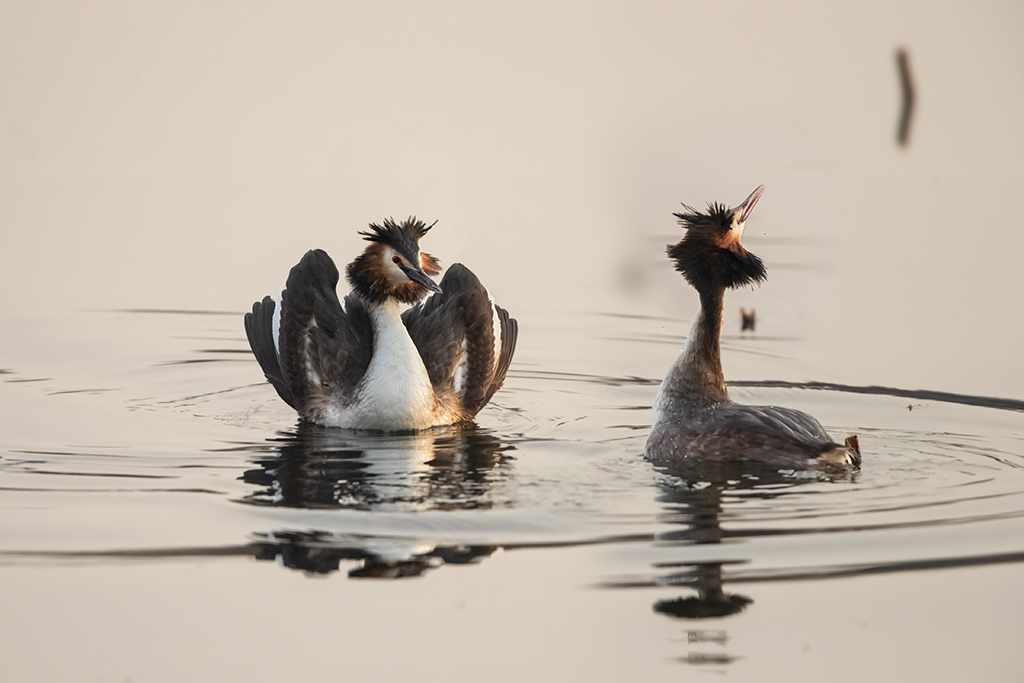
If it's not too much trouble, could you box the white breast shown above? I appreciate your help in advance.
[321,300,440,430]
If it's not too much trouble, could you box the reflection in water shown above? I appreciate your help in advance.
[652,481,752,622]
[252,530,497,578]
[241,421,514,511]
[649,464,847,665]
[239,422,513,577]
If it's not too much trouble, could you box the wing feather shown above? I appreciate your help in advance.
[403,263,516,419]
[245,249,374,419]
[244,296,297,409]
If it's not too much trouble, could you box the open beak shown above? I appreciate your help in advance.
[402,265,443,294]
[736,184,765,223]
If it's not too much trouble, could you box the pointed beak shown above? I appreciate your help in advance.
[402,265,443,294]
[736,184,765,223]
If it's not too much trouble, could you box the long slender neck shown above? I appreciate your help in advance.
[366,298,407,343]
[364,296,432,383]
[660,287,729,410]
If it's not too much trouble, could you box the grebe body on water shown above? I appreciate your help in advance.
[245,218,517,431]
[646,186,860,468]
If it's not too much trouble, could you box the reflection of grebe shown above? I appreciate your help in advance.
[253,530,498,578]
[646,186,860,468]
[241,423,512,578]
[245,218,517,430]
[240,422,514,511]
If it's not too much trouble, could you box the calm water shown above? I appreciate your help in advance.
[2,2,1024,681]
[3,298,1023,680]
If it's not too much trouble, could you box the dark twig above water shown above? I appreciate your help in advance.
[896,47,916,146]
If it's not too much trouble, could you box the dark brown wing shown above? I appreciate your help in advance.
[402,263,517,420]
[244,249,374,419]
[245,295,296,409]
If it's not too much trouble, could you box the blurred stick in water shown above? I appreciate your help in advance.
[896,47,915,146]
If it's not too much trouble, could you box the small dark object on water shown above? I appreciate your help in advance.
[655,593,752,619]
[740,307,756,333]
[896,47,915,146]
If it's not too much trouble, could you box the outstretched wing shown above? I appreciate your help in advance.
[244,249,374,420]
[245,294,296,409]
[402,263,518,420]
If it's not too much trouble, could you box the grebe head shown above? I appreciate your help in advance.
[346,216,443,304]
[668,185,768,293]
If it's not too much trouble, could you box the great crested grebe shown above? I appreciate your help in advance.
[244,217,517,431]
[645,186,860,468]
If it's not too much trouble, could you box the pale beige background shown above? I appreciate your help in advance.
[2,1,1021,393]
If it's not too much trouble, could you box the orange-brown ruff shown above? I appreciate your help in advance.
[645,186,860,469]
[244,217,518,431]
[347,235,443,305]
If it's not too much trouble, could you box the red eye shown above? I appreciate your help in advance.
[392,256,402,264]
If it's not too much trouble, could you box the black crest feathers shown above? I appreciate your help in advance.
[347,216,441,305]
[358,217,436,255]
[668,203,767,292]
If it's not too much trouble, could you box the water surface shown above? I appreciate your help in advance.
[3,301,1023,680]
